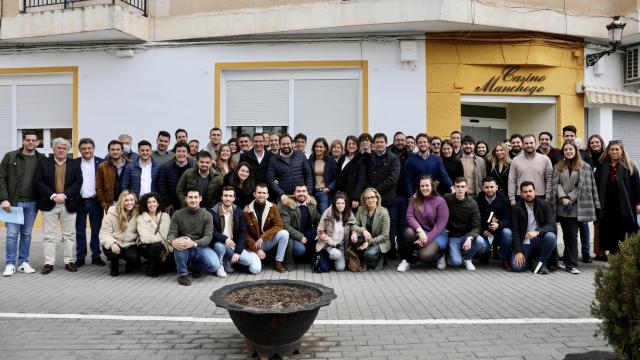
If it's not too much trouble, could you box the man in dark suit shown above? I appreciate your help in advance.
[35,138,83,274]
[75,138,105,267]
[240,132,272,185]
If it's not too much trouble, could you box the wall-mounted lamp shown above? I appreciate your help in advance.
[586,16,626,67]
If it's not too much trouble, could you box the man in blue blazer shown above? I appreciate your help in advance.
[75,138,105,267]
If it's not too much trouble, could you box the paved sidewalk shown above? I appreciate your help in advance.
[0,230,614,359]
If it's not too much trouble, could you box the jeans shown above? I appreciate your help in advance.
[5,200,37,266]
[447,233,485,266]
[314,190,330,215]
[480,228,513,260]
[559,217,579,268]
[362,243,382,266]
[173,246,220,276]
[327,246,345,271]
[510,232,557,272]
[75,198,103,261]
[213,242,262,274]
[292,228,317,258]
[578,221,590,256]
[261,230,289,262]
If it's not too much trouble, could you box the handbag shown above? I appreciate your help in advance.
[346,245,361,272]
[312,248,330,273]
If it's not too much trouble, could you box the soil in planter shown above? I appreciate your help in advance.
[226,285,321,310]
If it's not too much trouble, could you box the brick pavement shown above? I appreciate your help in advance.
[0,230,614,359]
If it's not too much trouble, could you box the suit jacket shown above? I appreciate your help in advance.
[74,156,104,172]
[240,149,273,185]
[34,156,83,212]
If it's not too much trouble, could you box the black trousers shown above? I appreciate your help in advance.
[139,242,173,275]
[103,245,141,270]
[559,217,579,268]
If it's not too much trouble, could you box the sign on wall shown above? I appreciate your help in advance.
[475,65,546,96]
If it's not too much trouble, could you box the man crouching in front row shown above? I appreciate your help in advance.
[168,188,225,286]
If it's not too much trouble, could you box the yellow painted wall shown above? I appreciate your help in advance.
[426,33,585,145]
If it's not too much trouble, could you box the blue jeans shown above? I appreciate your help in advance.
[447,233,485,266]
[292,228,317,258]
[261,230,289,262]
[314,190,330,215]
[578,221,590,256]
[5,200,38,265]
[173,246,220,276]
[75,198,103,261]
[479,228,513,260]
[213,242,262,274]
[510,232,557,272]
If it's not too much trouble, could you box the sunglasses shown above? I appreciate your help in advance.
[609,140,623,146]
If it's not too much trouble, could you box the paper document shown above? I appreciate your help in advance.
[0,207,25,225]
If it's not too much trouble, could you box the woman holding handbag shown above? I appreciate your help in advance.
[137,192,171,277]
[316,192,356,272]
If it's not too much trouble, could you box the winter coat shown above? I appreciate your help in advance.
[0,148,45,205]
[316,207,356,252]
[278,196,321,241]
[136,211,172,251]
[176,167,223,209]
[157,159,195,210]
[511,198,557,254]
[365,151,401,207]
[121,159,160,199]
[266,150,313,198]
[99,206,139,249]
[210,202,248,255]
[244,200,286,251]
[551,163,600,222]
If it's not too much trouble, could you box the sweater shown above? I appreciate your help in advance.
[99,206,139,249]
[508,152,553,202]
[404,153,453,197]
[167,207,215,247]
[475,192,512,233]
[443,193,481,238]
[406,196,449,244]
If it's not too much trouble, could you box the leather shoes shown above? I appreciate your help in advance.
[41,264,54,274]
[92,258,106,266]
[65,262,78,272]
[502,259,511,271]
[274,261,286,273]
[75,259,85,268]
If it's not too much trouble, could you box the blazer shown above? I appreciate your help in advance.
[240,149,273,185]
[351,206,391,253]
[336,153,368,203]
[34,156,83,212]
[365,151,401,206]
[74,156,103,172]
[308,155,338,193]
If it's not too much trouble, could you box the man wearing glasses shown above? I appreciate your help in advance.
[0,130,45,276]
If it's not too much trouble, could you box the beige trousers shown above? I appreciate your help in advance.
[42,204,77,265]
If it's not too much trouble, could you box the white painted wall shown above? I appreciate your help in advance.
[0,40,426,154]
[507,103,556,140]
[584,49,624,88]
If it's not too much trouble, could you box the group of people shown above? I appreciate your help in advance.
[1,124,638,286]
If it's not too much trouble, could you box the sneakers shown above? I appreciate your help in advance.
[463,259,476,271]
[567,267,581,274]
[436,255,446,270]
[2,264,16,277]
[533,261,549,274]
[216,266,227,278]
[177,275,192,286]
[18,263,36,274]
[396,259,410,272]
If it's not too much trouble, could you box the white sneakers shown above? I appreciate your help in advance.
[396,260,410,272]
[463,259,476,271]
[437,256,446,270]
[216,266,227,278]
[18,263,36,274]
[2,264,16,276]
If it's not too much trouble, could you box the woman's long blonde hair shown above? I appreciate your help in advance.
[485,142,511,170]
[600,140,637,176]
[116,190,138,232]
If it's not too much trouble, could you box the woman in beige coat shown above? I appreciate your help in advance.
[99,191,140,276]
[137,192,171,277]
[350,187,391,270]
[316,192,356,271]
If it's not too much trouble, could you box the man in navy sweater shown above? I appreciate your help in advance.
[404,133,453,197]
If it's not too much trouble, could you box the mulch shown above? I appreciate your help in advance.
[226,285,321,310]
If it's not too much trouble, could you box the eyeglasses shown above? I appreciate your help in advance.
[431,142,441,146]
[609,140,623,145]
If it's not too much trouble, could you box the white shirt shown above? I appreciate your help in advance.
[221,206,233,240]
[139,160,152,197]
[80,158,96,198]
[255,150,265,164]
[524,203,538,245]
[341,155,352,171]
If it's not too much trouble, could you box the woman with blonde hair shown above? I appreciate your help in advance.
[551,142,600,274]
[330,139,344,162]
[137,192,171,277]
[594,140,640,255]
[350,187,390,270]
[99,190,141,276]
[484,142,511,197]
[214,144,237,177]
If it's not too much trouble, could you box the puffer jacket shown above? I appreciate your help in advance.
[157,159,195,209]
[266,150,313,198]
[121,159,160,199]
